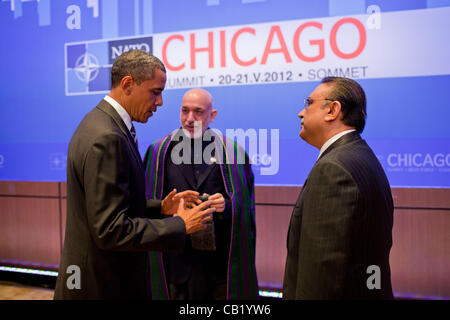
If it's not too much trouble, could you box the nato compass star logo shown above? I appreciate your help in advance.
[74,53,100,83]
[65,42,111,95]
[65,36,153,95]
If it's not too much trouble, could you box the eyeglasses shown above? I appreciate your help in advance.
[304,97,334,109]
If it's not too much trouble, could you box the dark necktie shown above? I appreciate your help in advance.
[130,124,138,148]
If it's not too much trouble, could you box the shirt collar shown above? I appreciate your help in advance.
[318,129,356,159]
[104,95,133,132]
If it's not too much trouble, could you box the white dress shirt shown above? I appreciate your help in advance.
[103,95,133,133]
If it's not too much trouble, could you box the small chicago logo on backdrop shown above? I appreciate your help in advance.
[65,36,153,95]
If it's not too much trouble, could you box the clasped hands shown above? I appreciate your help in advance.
[161,189,225,234]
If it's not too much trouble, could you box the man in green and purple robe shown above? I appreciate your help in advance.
[144,88,258,300]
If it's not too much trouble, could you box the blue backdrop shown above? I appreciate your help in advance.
[1,0,449,187]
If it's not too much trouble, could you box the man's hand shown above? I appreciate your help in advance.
[161,189,201,215]
[208,193,225,213]
[174,198,215,234]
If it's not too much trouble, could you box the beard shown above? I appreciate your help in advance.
[182,121,204,139]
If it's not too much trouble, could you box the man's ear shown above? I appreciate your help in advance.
[120,76,134,95]
[210,109,218,122]
[324,101,341,122]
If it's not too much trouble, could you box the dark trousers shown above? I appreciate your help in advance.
[168,255,227,300]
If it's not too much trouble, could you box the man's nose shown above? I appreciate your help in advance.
[298,109,305,119]
[187,111,195,122]
[156,94,163,107]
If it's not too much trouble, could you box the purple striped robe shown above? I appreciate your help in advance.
[143,129,258,299]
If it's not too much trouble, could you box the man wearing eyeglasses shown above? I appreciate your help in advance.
[283,77,394,299]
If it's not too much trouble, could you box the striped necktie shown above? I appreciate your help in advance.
[130,124,138,148]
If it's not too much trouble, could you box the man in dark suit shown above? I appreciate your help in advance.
[54,50,215,299]
[283,77,394,299]
[143,88,258,300]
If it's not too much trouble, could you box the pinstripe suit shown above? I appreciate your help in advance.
[283,131,394,299]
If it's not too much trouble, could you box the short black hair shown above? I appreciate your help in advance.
[110,50,166,88]
[321,77,367,133]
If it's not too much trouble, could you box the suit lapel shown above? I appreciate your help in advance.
[195,140,218,188]
[176,162,196,189]
[196,163,216,189]
[96,100,143,168]
[166,138,197,189]
[287,179,307,249]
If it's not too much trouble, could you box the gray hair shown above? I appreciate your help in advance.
[111,49,166,88]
